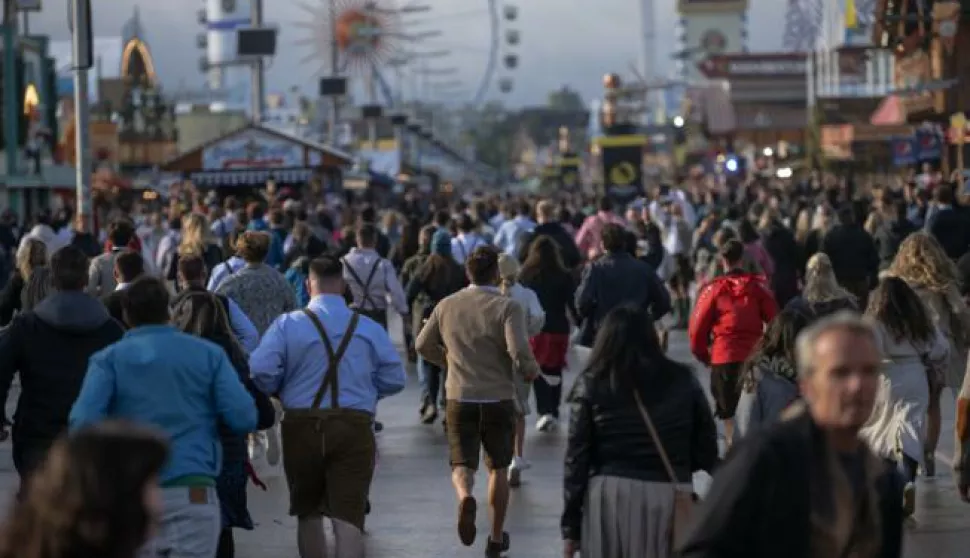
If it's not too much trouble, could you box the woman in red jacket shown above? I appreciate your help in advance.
[689,239,778,448]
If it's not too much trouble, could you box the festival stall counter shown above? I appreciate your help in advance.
[159,124,353,194]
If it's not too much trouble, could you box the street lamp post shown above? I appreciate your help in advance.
[2,0,19,179]
[70,0,94,233]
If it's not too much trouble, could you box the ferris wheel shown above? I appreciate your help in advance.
[292,0,520,107]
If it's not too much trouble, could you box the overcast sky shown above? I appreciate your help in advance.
[27,0,787,107]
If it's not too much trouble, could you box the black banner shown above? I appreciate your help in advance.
[600,136,645,206]
[558,153,581,191]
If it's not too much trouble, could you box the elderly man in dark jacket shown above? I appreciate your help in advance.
[0,246,124,490]
[678,312,905,558]
[575,223,670,347]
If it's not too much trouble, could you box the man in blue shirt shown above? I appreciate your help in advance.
[70,276,258,558]
[250,256,406,558]
[493,200,536,256]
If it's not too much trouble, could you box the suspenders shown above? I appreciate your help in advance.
[301,309,361,410]
[342,258,383,311]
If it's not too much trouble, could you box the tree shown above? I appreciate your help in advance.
[546,86,585,113]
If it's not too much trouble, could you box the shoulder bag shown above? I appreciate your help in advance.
[633,390,695,550]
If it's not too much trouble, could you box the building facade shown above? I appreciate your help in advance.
[675,0,749,83]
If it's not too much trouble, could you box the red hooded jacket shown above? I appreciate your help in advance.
[689,270,778,366]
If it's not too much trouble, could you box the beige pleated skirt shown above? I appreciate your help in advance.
[582,475,686,558]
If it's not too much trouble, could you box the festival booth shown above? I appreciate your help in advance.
[159,124,353,198]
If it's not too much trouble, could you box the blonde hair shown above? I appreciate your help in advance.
[178,213,209,256]
[17,238,48,280]
[887,232,959,294]
[803,253,855,303]
[22,266,53,311]
[863,211,883,236]
[498,253,520,296]
[794,209,812,244]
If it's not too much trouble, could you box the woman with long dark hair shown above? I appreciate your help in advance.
[406,230,467,424]
[563,305,717,558]
[171,291,276,558]
[742,308,811,432]
[861,276,948,517]
[0,421,168,558]
[520,235,577,432]
[887,232,970,475]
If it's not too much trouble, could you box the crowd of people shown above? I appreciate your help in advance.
[0,169,965,558]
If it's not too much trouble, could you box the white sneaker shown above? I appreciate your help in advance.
[536,414,558,433]
[508,459,523,487]
[512,456,532,471]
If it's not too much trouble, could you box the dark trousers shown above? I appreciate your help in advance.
[421,359,447,409]
[13,437,53,497]
[533,366,563,418]
[217,528,234,558]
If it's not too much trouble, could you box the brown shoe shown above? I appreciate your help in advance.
[457,496,477,546]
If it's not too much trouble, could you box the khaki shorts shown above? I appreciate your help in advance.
[280,408,375,529]
[445,400,516,471]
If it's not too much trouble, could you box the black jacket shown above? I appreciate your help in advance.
[678,406,904,558]
[785,295,857,321]
[821,224,879,285]
[575,252,671,346]
[562,360,718,541]
[874,219,917,270]
[0,271,24,326]
[0,291,124,475]
[70,232,102,259]
[517,222,583,271]
[101,289,126,327]
[520,268,576,335]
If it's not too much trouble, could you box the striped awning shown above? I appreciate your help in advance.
[188,167,316,187]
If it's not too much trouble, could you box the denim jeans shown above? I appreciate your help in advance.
[139,486,220,558]
[417,356,446,408]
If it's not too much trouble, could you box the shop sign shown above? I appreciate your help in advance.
[202,129,303,170]
[894,50,936,114]
[699,54,806,79]
[821,125,854,149]
[892,136,917,167]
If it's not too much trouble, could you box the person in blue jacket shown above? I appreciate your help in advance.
[70,276,258,558]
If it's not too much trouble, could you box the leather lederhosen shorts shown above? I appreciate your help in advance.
[280,408,376,529]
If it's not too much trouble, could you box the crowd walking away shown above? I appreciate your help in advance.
[0,171,969,558]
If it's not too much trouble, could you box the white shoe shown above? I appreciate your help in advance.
[536,414,558,433]
[512,456,532,471]
[508,459,523,487]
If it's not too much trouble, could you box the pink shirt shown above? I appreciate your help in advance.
[575,211,626,259]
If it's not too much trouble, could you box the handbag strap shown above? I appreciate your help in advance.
[633,390,679,486]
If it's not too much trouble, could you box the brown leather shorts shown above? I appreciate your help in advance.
[280,408,375,529]
[445,400,516,471]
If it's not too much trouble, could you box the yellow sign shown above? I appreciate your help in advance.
[610,161,637,186]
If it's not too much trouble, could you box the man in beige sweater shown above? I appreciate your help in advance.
[416,245,540,558]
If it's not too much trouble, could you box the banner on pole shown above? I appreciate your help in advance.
[598,135,646,206]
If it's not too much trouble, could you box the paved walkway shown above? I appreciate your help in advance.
[0,311,966,556]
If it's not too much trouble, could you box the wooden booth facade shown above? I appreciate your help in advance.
[160,124,352,194]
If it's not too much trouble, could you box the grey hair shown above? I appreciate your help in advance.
[795,311,878,378]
